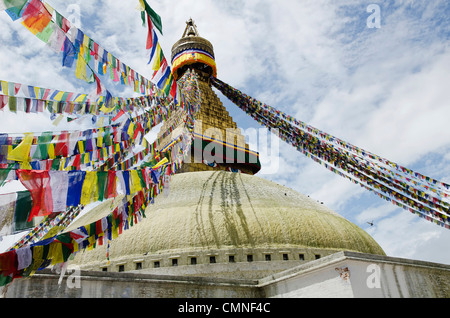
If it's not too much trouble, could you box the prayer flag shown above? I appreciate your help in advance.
[49,171,68,213]
[154,66,171,89]
[14,190,33,231]
[55,10,70,33]
[16,169,53,221]
[62,37,76,68]
[3,0,28,21]
[7,133,33,162]
[66,170,86,206]
[0,0,27,11]
[21,0,52,35]
[80,171,98,205]
[151,43,162,71]
[141,0,162,35]
[54,131,69,157]
[112,109,126,122]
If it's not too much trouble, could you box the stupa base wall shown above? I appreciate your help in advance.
[5,251,450,298]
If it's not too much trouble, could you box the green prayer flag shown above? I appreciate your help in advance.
[3,0,27,9]
[103,127,112,146]
[14,190,33,232]
[97,171,108,202]
[0,273,13,287]
[136,170,146,189]
[163,76,173,96]
[142,0,163,35]
[8,96,16,112]
[2,0,28,21]
[35,131,53,160]
[35,20,55,43]
[0,163,15,187]
[51,157,60,170]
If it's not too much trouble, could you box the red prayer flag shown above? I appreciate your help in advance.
[94,74,102,95]
[54,131,69,157]
[0,95,8,110]
[106,170,117,199]
[112,109,125,122]
[0,250,16,276]
[16,169,53,222]
[169,79,178,98]
[21,0,52,35]
[72,154,81,169]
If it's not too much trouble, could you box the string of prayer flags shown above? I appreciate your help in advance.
[10,205,81,250]
[210,76,450,230]
[0,65,201,290]
[2,162,172,220]
[0,128,194,287]
[137,0,176,98]
[4,0,161,100]
[0,77,173,117]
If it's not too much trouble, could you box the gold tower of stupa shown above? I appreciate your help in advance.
[157,19,261,175]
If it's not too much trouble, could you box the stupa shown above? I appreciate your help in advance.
[67,19,385,280]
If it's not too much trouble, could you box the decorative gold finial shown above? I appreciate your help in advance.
[182,18,199,37]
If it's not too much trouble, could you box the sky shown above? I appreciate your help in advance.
[1,0,450,265]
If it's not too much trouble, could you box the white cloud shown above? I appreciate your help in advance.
[368,208,450,264]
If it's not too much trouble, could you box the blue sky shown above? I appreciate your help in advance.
[1,0,450,264]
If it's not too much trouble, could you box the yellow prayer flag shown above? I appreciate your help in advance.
[20,161,32,170]
[75,53,88,81]
[99,104,115,114]
[137,0,145,11]
[112,226,118,240]
[107,52,112,64]
[75,94,87,103]
[7,133,34,162]
[30,245,44,276]
[82,34,90,49]
[34,86,40,98]
[152,43,162,71]
[130,170,143,194]
[47,143,55,159]
[1,81,8,94]
[53,91,65,101]
[152,157,168,169]
[50,243,65,265]
[80,171,98,205]
[77,140,85,154]
[127,122,135,137]
[97,128,104,148]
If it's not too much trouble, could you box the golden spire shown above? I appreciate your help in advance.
[159,20,261,175]
[182,18,199,37]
